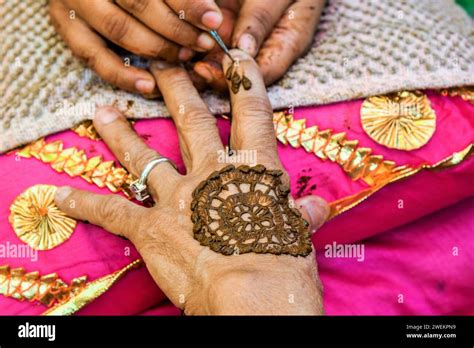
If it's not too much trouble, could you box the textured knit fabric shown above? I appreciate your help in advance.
[1,0,474,152]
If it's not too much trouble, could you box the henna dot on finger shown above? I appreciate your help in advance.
[190,165,312,256]
[225,63,252,94]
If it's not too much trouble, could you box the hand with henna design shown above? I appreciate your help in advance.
[55,50,329,315]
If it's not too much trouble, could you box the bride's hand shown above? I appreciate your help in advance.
[55,50,328,315]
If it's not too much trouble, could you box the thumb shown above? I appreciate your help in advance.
[295,195,330,235]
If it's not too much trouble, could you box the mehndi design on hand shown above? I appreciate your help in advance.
[225,62,252,94]
[191,165,312,256]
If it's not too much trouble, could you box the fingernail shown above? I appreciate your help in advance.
[135,79,155,93]
[238,33,257,56]
[194,64,214,83]
[178,47,195,61]
[55,186,71,204]
[299,196,329,232]
[95,106,120,124]
[196,33,215,50]
[201,11,222,29]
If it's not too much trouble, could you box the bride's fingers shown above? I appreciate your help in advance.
[93,106,181,199]
[55,186,146,244]
[222,49,278,162]
[150,61,224,172]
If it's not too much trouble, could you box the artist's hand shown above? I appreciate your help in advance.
[194,0,325,88]
[49,0,222,94]
[54,50,328,315]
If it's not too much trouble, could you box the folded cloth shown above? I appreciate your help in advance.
[1,0,474,152]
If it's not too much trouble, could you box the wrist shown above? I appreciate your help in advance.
[186,252,324,315]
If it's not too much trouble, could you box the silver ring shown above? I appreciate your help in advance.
[130,157,176,202]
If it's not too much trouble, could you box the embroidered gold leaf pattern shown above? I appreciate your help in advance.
[0,264,87,307]
[16,139,132,196]
[71,120,101,141]
[9,185,77,250]
[273,112,398,186]
[328,143,474,218]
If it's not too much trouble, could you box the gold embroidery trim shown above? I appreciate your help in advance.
[71,120,101,141]
[328,143,474,219]
[71,120,136,141]
[9,185,77,250]
[272,112,473,219]
[16,138,133,196]
[438,86,474,105]
[273,112,399,186]
[0,264,87,307]
[42,259,143,316]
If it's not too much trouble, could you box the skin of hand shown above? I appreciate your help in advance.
[49,0,224,95]
[193,0,326,89]
[54,50,328,315]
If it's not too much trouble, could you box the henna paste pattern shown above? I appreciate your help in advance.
[225,64,252,94]
[191,165,312,256]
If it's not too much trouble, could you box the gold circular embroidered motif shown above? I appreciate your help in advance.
[360,91,436,150]
[191,165,312,257]
[9,185,77,250]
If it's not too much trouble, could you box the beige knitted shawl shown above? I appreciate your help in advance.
[1,0,473,153]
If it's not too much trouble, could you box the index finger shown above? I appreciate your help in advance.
[165,0,222,30]
[222,49,278,160]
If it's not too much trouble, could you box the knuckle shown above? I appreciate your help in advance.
[237,97,272,119]
[82,49,122,86]
[96,196,125,221]
[102,13,130,43]
[78,46,99,69]
[167,21,195,47]
[169,20,183,39]
[163,70,192,94]
[248,7,274,38]
[184,0,213,19]
[132,147,159,174]
[120,0,149,14]
[147,39,166,57]
[182,107,213,128]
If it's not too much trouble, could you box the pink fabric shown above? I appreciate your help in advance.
[320,197,474,315]
[0,91,472,315]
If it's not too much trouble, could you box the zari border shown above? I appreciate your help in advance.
[0,264,87,307]
[16,138,133,197]
[42,259,143,316]
[272,112,474,219]
[273,112,399,186]
[438,86,474,105]
[328,144,474,219]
